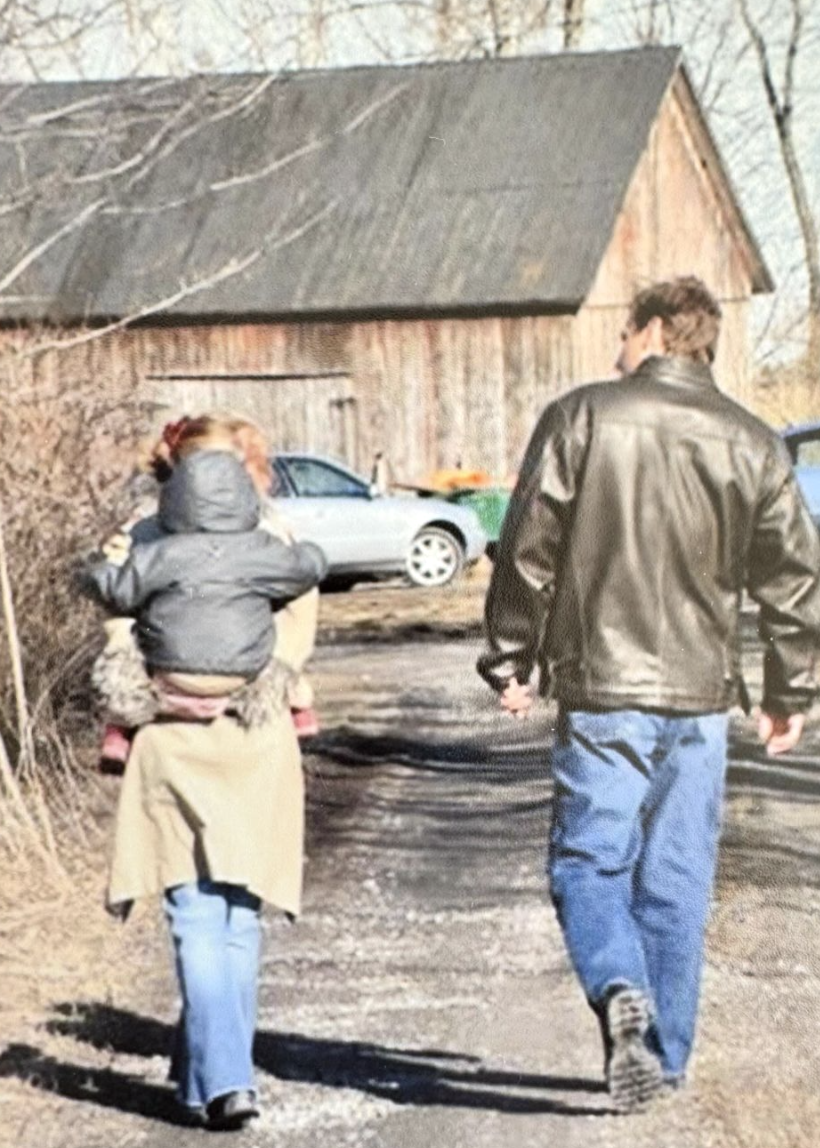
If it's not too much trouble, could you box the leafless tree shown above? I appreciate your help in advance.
[599,0,818,381]
[563,0,584,48]
[383,0,555,60]
[0,0,103,77]
[738,0,820,380]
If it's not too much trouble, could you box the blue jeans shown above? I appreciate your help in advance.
[164,880,262,1109]
[548,708,728,1080]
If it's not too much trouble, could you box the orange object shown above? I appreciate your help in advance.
[423,467,493,492]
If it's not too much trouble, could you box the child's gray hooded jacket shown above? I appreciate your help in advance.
[85,451,327,676]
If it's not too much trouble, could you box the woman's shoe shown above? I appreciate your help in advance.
[205,1090,259,1131]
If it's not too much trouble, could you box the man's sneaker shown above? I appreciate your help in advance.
[205,1089,259,1131]
[605,987,664,1113]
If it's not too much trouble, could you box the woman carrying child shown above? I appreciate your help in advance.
[84,414,325,1131]
[96,414,320,763]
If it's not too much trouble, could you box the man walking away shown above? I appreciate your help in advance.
[478,277,820,1112]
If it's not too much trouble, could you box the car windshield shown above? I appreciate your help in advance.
[281,457,369,497]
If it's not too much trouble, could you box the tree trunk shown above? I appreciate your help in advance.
[563,0,585,48]
[0,500,34,766]
[741,0,820,389]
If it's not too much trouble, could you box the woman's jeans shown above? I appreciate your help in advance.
[549,708,728,1080]
[164,880,262,1109]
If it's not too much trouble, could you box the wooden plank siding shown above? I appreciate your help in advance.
[128,316,575,480]
[578,76,753,399]
[1,314,575,481]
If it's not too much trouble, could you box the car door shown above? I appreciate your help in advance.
[272,455,406,570]
[794,446,820,525]
[784,427,820,527]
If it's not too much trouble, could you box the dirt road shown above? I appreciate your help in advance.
[2,592,820,1147]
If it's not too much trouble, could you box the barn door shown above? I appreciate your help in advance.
[148,374,359,470]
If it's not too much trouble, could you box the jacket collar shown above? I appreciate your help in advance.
[632,355,717,391]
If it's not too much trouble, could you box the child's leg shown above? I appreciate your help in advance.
[100,724,133,772]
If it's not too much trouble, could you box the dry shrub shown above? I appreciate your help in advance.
[750,355,819,428]
[0,331,152,881]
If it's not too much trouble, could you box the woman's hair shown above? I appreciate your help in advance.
[146,413,272,493]
[223,417,273,495]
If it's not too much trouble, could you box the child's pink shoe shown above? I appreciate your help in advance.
[100,724,132,773]
[291,707,319,739]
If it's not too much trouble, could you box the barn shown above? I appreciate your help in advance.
[0,46,771,482]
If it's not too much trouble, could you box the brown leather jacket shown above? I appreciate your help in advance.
[478,355,820,715]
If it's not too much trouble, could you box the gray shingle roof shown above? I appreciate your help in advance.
[0,47,765,323]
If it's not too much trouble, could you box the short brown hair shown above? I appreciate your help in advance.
[629,277,722,364]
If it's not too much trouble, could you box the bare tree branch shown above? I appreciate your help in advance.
[0,198,105,294]
[739,0,820,369]
[11,195,340,360]
[563,0,584,48]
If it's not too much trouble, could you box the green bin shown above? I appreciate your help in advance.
[447,487,511,545]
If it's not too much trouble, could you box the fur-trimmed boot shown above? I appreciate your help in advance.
[231,660,293,729]
[92,618,160,727]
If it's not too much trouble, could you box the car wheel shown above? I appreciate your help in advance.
[406,527,465,588]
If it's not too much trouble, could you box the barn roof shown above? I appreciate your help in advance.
[0,47,770,324]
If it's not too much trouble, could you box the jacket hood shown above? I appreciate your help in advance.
[159,451,260,534]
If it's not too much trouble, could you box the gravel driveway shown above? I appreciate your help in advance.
[2,602,820,1148]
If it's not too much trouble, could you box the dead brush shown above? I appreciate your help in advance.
[0,333,152,904]
[752,354,820,428]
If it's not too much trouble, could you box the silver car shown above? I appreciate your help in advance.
[271,453,487,588]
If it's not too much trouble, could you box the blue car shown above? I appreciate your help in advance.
[782,420,820,529]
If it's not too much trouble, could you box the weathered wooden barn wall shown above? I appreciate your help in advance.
[576,75,754,399]
[93,314,577,481]
[0,315,575,480]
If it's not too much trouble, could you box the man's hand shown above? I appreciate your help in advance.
[758,711,805,756]
[500,677,533,720]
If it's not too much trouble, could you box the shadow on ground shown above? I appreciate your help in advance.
[0,1003,612,1123]
[0,1039,189,1127]
[306,722,820,896]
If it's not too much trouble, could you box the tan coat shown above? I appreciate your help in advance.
[104,494,317,916]
[107,706,304,915]
[261,500,319,709]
